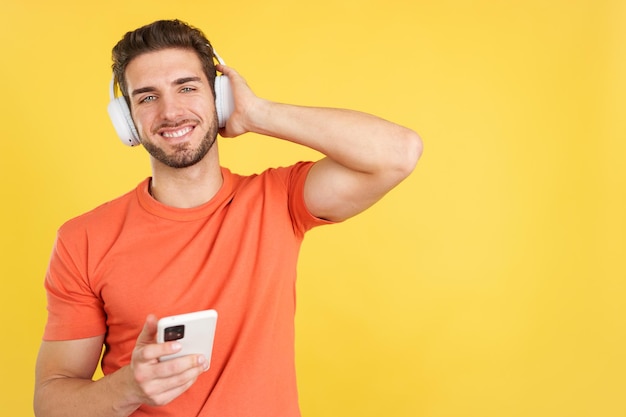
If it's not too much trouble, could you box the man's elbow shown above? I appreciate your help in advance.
[392,128,423,181]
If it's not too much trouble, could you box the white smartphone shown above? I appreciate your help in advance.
[156,309,218,365]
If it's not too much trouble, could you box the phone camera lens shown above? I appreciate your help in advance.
[164,325,185,341]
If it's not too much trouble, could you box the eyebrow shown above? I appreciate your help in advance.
[131,76,203,97]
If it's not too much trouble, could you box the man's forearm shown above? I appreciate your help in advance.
[34,366,141,417]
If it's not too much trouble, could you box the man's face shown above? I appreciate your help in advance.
[125,48,218,168]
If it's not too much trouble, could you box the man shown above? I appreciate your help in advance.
[34,19,422,417]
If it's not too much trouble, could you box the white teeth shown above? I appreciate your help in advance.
[162,126,192,138]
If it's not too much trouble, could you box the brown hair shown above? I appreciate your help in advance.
[112,19,217,99]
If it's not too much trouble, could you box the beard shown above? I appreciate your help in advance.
[141,118,218,169]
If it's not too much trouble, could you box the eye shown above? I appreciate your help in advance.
[181,86,195,93]
[139,95,157,104]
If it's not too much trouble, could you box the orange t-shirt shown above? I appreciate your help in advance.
[43,162,332,417]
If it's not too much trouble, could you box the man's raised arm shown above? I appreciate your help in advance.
[218,65,423,222]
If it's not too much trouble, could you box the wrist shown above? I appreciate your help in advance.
[244,97,276,136]
[106,366,143,415]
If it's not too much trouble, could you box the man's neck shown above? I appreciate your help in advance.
[148,151,223,209]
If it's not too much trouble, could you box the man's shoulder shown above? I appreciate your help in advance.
[57,179,147,236]
[226,161,314,188]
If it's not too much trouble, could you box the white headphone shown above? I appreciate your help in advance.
[107,50,234,147]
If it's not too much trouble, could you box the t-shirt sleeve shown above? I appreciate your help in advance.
[42,228,106,341]
[285,161,336,236]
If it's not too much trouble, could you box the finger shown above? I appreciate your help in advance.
[138,355,207,406]
[133,315,181,365]
[136,314,158,347]
[142,370,199,407]
[131,342,186,391]
[216,63,232,75]
[217,65,246,87]
[139,341,185,365]
[153,354,207,379]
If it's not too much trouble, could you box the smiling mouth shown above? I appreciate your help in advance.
[161,126,193,138]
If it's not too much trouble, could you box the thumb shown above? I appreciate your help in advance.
[136,314,158,346]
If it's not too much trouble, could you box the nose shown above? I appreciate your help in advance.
[157,94,185,122]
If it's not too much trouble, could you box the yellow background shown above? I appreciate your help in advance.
[1,0,625,415]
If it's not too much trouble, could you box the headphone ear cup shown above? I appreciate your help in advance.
[214,75,234,128]
[107,97,141,146]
